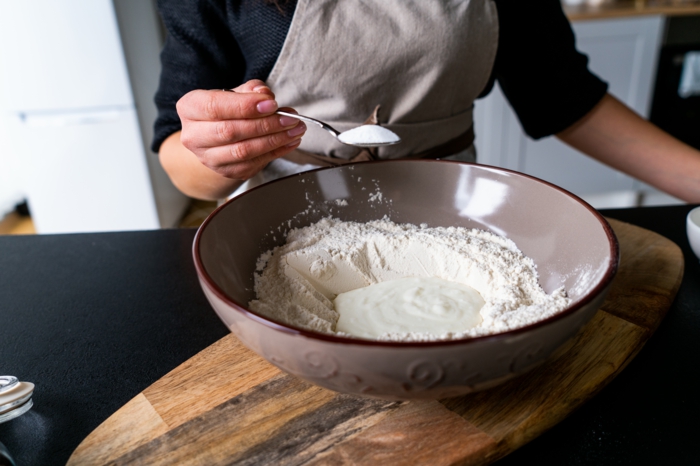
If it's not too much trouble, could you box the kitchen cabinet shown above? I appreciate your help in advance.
[474,15,681,208]
[0,0,188,234]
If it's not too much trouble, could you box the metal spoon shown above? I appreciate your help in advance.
[220,89,400,147]
[276,111,401,148]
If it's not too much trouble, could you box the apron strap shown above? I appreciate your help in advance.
[282,125,475,168]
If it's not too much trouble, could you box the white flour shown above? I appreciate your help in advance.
[250,217,570,341]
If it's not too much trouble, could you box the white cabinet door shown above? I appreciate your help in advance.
[6,108,160,233]
[475,15,665,206]
[0,0,133,112]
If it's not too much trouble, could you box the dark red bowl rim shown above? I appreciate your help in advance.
[193,159,620,348]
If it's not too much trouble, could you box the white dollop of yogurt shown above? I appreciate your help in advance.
[334,276,484,339]
[337,125,400,146]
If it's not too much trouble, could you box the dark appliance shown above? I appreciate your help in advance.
[650,15,700,150]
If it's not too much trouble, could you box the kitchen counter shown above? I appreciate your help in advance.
[0,205,698,465]
[564,0,700,21]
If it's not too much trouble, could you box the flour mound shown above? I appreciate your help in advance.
[250,217,570,341]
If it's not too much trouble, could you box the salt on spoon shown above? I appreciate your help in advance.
[276,110,401,147]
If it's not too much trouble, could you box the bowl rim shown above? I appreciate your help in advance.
[193,159,620,348]
[687,205,700,229]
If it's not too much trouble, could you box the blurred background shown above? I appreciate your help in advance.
[1,0,699,235]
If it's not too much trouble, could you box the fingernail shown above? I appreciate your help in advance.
[253,85,270,93]
[257,100,278,114]
[287,122,307,137]
[279,115,299,127]
[286,139,302,148]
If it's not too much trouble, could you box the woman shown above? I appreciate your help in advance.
[154,0,700,202]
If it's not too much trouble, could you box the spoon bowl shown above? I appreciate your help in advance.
[277,111,401,147]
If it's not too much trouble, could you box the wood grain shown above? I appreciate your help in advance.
[67,219,684,466]
[564,0,700,21]
[142,335,282,430]
[304,401,497,466]
[69,394,169,466]
[441,311,647,462]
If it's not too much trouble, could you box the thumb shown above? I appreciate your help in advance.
[231,79,275,97]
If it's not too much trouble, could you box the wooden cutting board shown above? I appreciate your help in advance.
[68,219,684,466]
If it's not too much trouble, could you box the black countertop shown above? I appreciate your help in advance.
[0,205,698,465]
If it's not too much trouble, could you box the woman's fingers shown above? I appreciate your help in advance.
[232,79,275,98]
[200,125,306,169]
[200,137,303,180]
[174,79,305,181]
[177,89,278,121]
[182,108,304,149]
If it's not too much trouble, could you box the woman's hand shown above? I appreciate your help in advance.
[177,79,306,180]
[159,80,307,200]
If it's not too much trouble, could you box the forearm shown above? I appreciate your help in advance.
[159,131,243,201]
[557,93,700,203]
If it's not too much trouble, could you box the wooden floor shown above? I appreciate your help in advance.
[0,200,217,236]
[0,212,36,235]
[177,200,218,228]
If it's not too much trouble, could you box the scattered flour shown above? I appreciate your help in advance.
[368,190,383,203]
[250,217,570,341]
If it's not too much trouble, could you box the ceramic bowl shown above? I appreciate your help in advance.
[193,161,619,400]
[686,206,700,260]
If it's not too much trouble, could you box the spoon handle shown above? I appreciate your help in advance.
[277,111,341,138]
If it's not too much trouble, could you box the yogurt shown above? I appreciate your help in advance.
[335,276,484,339]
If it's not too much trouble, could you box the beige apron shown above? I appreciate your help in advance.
[232,0,499,196]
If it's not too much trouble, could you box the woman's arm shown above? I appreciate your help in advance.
[557,93,700,203]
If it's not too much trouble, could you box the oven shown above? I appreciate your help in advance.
[650,15,700,150]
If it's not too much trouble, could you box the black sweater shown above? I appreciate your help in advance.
[153,0,608,152]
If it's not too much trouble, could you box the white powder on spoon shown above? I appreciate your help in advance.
[250,217,570,341]
[338,125,400,146]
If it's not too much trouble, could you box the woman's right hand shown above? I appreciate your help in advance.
[176,79,307,181]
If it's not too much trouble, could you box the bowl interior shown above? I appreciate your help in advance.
[197,161,616,326]
[688,206,700,229]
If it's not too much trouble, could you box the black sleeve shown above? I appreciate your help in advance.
[152,0,245,152]
[490,0,609,139]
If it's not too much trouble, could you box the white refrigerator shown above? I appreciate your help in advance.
[0,0,188,233]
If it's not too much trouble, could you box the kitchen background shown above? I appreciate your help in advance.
[1,0,699,235]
